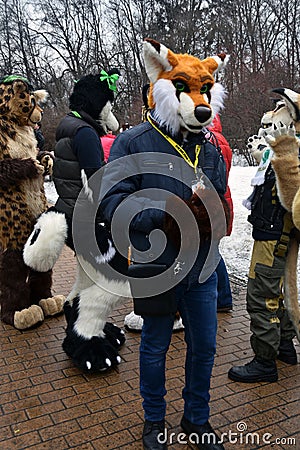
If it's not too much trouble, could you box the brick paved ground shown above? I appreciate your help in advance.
[0,246,299,450]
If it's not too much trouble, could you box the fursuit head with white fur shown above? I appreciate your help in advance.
[144,38,228,135]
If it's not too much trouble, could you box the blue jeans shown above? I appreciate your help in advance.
[140,272,218,424]
[216,257,232,308]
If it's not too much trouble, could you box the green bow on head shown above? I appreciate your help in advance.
[100,70,119,92]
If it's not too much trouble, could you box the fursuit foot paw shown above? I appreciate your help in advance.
[104,322,126,349]
[62,333,122,372]
[14,305,44,330]
[39,295,65,316]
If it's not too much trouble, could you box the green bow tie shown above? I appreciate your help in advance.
[100,70,119,92]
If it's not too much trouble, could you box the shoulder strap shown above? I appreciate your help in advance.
[206,130,222,155]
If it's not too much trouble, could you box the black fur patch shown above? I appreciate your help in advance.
[30,228,41,245]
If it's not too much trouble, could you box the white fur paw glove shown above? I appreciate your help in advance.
[265,121,298,156]
[246,134,268,164]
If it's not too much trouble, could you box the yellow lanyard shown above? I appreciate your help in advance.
[147,115,201,174]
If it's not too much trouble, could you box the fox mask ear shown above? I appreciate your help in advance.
[143,38,178,83]
[202,53,230,76]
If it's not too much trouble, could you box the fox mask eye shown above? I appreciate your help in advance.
[200,83,211,94]
[172,80,212,96]
[172,80,189,93]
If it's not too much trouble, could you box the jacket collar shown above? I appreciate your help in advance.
[69,110,106,136]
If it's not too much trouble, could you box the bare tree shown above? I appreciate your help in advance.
[0,0,298,156]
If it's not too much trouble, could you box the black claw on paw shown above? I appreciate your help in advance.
[62,333,121,372]
[104,322,126,349]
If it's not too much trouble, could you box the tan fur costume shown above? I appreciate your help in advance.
[264,88,300,341]
[0,77,64,330]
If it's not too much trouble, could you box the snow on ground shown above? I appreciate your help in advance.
[44,165,294,286]
[220,165,256,284]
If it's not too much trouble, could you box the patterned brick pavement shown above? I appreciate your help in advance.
[0,246,299,449]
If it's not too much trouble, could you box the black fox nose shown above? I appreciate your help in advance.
[194,106,211,123]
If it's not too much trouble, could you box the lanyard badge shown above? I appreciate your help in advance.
[191,167,206,192]
[148,115,204,188]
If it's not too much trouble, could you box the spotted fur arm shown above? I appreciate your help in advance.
[0,158,41,188]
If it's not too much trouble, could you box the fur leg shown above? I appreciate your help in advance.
[65,260,94,306]
[0,249,44,329]
[62,295,125,372]
[28,269,52,302]
[28,251,65,316]
[284,237,300,342]
[62,253,130,371]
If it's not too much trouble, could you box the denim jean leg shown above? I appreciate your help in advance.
[178,272,218,425]
[216,256,232,308]
[140,313,174,421]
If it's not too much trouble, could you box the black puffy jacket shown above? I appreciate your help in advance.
[53,112,104,218]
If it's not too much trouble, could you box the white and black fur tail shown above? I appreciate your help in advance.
[23,207,68,272]
[284,237,300,342]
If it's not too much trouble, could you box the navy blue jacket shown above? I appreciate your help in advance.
[100,121,225,285]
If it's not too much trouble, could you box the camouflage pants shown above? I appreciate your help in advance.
[247,240,296,361]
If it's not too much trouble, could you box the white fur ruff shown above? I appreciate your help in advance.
[23,211,68,272]
[153,79,181,134]
[210,83,227,119]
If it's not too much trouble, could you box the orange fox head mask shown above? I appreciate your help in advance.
[143,38,229,135]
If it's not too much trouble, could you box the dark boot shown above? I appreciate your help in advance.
[228,357,278,383]
[277,339,297,365]
[142,420,167,450]
[180,416,225,449]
